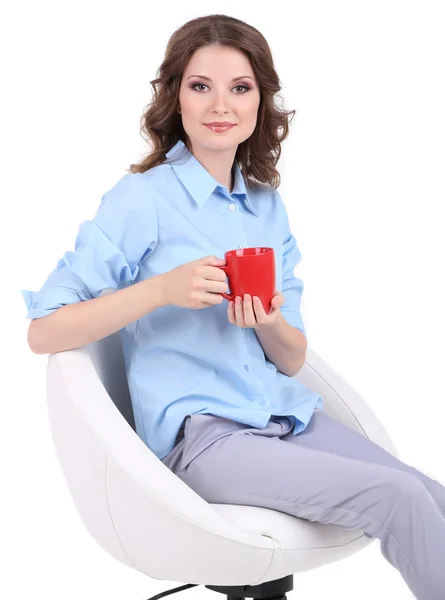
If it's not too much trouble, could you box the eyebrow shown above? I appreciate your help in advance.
[187,75,255,82]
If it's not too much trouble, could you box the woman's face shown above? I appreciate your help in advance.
[178,45,261,155]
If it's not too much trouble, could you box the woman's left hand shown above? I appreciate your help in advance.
[227,290,285,330]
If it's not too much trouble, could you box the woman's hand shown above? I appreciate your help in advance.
[227,290,285,330]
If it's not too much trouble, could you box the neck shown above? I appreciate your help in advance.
[190,142,236,192]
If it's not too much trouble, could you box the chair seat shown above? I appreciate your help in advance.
[211,504,371,574]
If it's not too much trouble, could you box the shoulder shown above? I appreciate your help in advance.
[104,169,156,197]
[100,167,170,211]
[268,185,288,222]
[91,171,164,229]
[247,180,274,197]
[247,180,285,219]
[109,164,174,200]
[249,181,282,204]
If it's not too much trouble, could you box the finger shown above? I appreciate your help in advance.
[235,296,246,327]
[243,294,256,327]
[257,296,277,319]
[257,295,278,318]
[252,295,266,319]
[276,293,285,307]
[227,301,235,324]
[269,292,281,311]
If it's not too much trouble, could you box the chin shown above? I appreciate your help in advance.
[195,135,238,149]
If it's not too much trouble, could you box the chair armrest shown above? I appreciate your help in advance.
[296,347,399,458]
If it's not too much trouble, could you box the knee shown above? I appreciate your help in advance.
[378,470,427,503]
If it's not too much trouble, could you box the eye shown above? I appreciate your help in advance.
[191,83,208,92]
[190,83,251,93]
[234,84,250,93]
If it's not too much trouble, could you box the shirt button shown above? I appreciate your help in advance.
[258,398,267,406]
[244,364,249,371]
[32,301,38,308]
[239,244,244,249]
[228,203,236,211]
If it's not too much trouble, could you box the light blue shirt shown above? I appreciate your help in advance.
[21,139,323,461]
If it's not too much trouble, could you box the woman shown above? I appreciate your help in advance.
[22,14,445,599]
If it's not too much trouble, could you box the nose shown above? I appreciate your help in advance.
[210,88,231,114]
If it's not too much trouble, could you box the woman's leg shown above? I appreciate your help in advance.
[282,410,445,518]
[172,418,445,600]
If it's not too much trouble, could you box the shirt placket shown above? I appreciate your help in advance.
[218,190,270,409]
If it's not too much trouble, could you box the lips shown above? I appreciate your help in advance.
[205,123,236,132]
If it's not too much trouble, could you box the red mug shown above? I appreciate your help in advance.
[217,247,276,314]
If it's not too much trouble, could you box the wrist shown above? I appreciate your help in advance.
[148,274,170,309]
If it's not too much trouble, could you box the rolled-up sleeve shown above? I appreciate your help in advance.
[277,193,306,336]
[21,172,159,320]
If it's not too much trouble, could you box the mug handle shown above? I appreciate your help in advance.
[217,265,235,302]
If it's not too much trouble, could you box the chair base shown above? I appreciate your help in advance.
[145,575,294,600]
[206,574,294,600]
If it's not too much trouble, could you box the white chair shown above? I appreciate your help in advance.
[46,314,398,600]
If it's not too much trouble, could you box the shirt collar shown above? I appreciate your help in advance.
[165,139,259,217]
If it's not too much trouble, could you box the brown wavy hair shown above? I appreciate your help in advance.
[128,14,296,189]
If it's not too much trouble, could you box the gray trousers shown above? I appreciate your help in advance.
[161,409,445,600]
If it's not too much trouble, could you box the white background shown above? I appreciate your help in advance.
[2,1,444,599]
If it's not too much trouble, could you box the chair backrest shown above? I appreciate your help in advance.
[88,329,136,431]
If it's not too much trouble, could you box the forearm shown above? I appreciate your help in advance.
[255,312,307,377]
[28,275,166,354]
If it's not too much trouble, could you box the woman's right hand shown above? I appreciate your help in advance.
[160,255,230,309]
